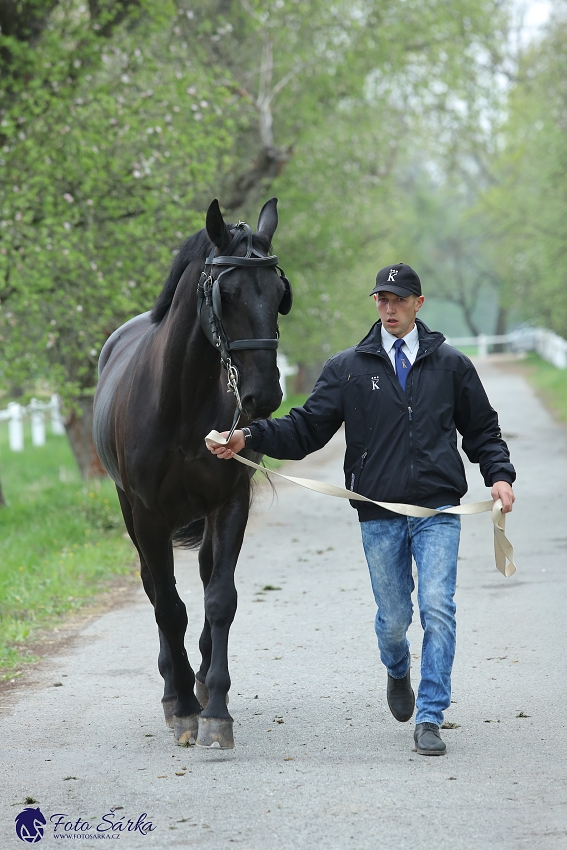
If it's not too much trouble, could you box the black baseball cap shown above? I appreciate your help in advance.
[369,263,422,297]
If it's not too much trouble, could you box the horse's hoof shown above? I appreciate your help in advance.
[195,679,229,709]
[173,714,199,746]
[162,698,176,729]
[196,717,234,749]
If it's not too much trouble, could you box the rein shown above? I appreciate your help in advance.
[197,222,292,439]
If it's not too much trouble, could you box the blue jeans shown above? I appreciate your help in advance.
[360,508,461,726]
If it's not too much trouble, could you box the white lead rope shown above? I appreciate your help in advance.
[205,431,516,578]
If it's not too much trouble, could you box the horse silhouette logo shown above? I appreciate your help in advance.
[15,807,46,843]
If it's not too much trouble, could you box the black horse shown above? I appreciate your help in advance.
[92,198,291,748]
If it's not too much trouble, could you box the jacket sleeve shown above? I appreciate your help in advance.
[453,360,516,486]
[248,356,344,460]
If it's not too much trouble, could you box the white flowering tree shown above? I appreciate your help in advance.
[0,1,238,475]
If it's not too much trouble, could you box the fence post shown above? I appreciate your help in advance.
[49,394,66,435]
[7,402,24,451]
[478,334,488,358]
[30,398,46,447]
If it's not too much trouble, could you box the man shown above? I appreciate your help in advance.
[207,262,516,756]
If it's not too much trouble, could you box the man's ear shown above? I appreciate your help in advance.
[415,295,425,312]
[206,199,230,250]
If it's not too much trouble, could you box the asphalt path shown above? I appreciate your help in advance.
[1,358,566,850]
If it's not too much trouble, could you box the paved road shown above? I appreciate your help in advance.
[1,359,566,850]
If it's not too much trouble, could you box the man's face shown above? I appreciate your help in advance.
[374,291,424,338]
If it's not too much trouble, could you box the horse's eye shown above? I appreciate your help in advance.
[221,293,233,305]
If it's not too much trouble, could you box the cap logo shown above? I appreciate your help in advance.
[387,269,398,282]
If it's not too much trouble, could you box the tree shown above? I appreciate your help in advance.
[478,9,567,337]
[0,1,238,475]
[211,0,513,365]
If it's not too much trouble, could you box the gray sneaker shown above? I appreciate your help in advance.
[413,722,447,756]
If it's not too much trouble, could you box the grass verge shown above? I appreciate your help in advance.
[518,353,567,426]
[0,423,135,677]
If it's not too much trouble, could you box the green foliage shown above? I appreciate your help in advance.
[260,0,511,362]
[479,14,567,337]
[0,0,237,401]
[0,423,135,672]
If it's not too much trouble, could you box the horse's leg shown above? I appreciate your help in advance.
[132,505,201,746]
[115,487,177,728]
[195,520,213,709]
[196,492,248,750]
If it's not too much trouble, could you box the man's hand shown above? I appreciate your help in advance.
[206,430,245,459]
[491,480,515,513]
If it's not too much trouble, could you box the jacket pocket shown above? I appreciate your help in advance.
[350,450,368,491]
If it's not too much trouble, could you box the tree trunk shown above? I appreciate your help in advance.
[0,476,5,507]
[64,395,107,480]
[492,303,508,353]
[293,362,325,395]
[223,145,292,214]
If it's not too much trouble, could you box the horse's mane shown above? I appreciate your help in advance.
[151,226,272,324]
[151,229,212,323]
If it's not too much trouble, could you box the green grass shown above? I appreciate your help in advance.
[0,423,135,675]
[521,352,567,425]
[273,393,308,418]
[0,394,309,675]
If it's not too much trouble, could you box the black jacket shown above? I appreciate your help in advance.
[248,319,516,520]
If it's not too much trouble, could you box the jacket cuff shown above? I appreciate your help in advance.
[247,422,265,451]
[489,472,515,486]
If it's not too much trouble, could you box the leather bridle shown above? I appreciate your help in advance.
[197,221,292,438]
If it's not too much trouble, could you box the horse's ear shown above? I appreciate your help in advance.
[256,197,278,242]
[206,199,230,250]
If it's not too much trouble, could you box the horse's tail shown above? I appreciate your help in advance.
[172,519,206,549]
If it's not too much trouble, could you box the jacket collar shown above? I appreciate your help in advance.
[355,318,445,358]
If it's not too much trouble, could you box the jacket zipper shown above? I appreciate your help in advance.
[407,372,416,499]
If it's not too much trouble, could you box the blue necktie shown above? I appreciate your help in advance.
[394,338,410,392]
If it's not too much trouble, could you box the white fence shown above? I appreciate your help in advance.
[0,395,65,451]
[446,327,567,369]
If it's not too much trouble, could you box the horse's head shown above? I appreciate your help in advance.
[201,197,292,420]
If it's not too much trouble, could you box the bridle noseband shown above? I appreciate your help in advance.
[197,221,292,438]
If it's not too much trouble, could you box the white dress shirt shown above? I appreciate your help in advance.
[381,324,420,374]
